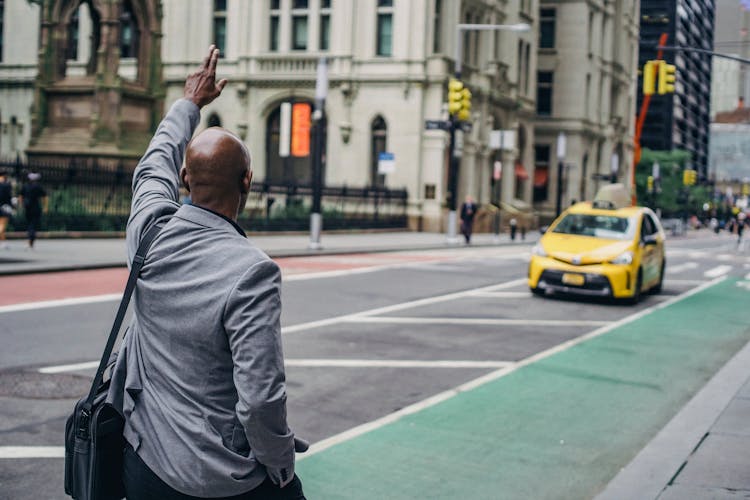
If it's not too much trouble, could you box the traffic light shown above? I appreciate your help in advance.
[658,61,676,95]
[457,88,472,122]
[447,79,472,122]
[448,79,464,115]
[647,176,654,193]
[642,61,658,96]
[682,169,697,186]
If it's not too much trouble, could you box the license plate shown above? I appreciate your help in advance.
[562,273,585,286]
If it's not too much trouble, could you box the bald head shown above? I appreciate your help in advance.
[181,127,252,220]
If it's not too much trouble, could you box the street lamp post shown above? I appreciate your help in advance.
[555,132,566,217]
[446,22,530,243]
[309,57,328,250]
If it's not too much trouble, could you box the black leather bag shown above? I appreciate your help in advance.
[64,222,163,500]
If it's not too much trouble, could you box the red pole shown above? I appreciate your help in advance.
[632,33,668,206]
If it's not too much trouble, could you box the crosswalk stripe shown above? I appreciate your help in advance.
[667,262,698,274]
[704,265,732,278]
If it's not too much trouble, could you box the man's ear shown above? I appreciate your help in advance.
[180,167,190,192]
[241,170,252,194]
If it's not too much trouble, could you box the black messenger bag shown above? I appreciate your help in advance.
[64,222,163,500]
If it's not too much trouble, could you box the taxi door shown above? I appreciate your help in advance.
[639,214,660,286]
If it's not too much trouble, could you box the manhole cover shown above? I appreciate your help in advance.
[0,370,92,399]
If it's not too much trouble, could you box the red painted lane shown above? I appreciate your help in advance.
[0,268,129,306]
[0,252,456,307]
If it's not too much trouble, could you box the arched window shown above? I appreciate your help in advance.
[61,1,101,77]
[207,113,222,128]
[370,116,387,187]
[66,7,80,60]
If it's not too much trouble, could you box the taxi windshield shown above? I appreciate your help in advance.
[552,213,636,240]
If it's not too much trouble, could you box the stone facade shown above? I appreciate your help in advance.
[535,0,639,217]
[0,0,638,228]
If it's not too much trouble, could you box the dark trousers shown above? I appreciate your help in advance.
[123,445,306,500]
[26,211,40,246]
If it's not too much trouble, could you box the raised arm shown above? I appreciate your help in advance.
[126,45,228,260]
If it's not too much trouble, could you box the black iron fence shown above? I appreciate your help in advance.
[0,158,409,232]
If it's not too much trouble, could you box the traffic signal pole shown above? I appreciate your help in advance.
[632,33,668,207]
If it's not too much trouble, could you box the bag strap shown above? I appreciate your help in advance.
[81,221,164,415]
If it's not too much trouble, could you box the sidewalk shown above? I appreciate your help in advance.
[0,231,535,275]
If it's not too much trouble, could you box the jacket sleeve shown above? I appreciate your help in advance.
[223,259,296,474]
[126,98,200,263]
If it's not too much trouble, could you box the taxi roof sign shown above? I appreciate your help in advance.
[593,183,631,210]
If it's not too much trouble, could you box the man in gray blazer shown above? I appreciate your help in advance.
[109,46,305,499]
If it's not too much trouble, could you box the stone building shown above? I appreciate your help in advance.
[535,0,640,215]
[0,0,639,228]
[0,0,541,230]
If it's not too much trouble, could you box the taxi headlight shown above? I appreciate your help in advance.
[610,251,633,265]
[532,244,547,257]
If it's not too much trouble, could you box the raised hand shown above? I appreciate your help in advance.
[184,45,228,109]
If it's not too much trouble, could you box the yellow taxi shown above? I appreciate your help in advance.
[528,188,666,303]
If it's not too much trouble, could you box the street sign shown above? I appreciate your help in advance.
[279,102,291,157]
[425,119,450,131]
[378,152,395,174]
[454,130,464,158]
[291,103,311,157]
[493,161,502,180]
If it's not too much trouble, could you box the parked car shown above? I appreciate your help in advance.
[528,194,666,303]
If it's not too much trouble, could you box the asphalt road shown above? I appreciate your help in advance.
[1,231,748,499]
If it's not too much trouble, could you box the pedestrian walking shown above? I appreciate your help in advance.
[460,195,478,244]
[0,171,13,249]
[107,46,306,499]
[18,172,47,249]
[509,217,518,241]
[737,212,747,251]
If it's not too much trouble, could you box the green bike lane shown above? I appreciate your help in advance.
[295,278,750,499]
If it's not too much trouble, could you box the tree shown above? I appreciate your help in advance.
[635,149,711,217]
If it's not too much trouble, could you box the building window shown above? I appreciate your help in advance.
[524,43,531,95]
[270,0,280,51]
[539,8,555,49]
[67,6,80,60]
[320,0,331,51]
[432,0,442,54]
[213,0,227,56]
[517,40,524,92]
[291,0,309,51]
[536,71,553,116]
[120,0,139,59]
[371,116,387,187]
[376,0,393,57]
[534,145,550,202]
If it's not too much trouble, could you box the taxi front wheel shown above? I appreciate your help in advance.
[651,261,665,294]
[628,270,643,305]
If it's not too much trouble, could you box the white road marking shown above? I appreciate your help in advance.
[704,265,732,278]
[666,262,698,274]
[346,316,611,327]
[18,277,725,461]
[286,359,513,369]
[37,278,529,374]
[38,361,100,374]
[0,447,64,459]
[281,278,527,334]
[299,276,727,459]
[745,272,750,280]
[666,279,708,286]
[717,254,734,261]
[0,294,121,314]
[469,291,532,299]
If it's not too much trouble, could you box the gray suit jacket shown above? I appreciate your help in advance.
[108,99,295,497]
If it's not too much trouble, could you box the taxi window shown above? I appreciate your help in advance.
[641,215,657,237]
[552,214,636,240]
